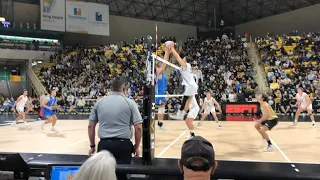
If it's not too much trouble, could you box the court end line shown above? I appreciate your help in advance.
[156,129,188,157]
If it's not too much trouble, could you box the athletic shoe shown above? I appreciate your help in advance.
[51,127,58,132]
[41,122,45,130]
[264,145,274,152]
[311,124,316,128]
[37,118,41,121]
[196,121,202,126]
[218,125,222,130]
[11,121,16,127]
[169,110,184,120]
[24,122,30,127]
[169,114,183,120]
[156,124,168,130]
[291,122,297,126]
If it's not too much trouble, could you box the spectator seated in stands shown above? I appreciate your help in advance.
[178,136,217,180]
[76,96,86,112]
[1,98,11,112]
[258,31,319,113]
[73,151,117,180]
[32,97,40,112]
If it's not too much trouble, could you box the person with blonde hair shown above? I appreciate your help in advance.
[73,151,117,180]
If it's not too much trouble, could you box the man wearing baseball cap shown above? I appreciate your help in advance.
[178,136,217,179]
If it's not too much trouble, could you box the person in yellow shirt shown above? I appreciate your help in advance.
[253,93,278,152]
[270,79,279,90]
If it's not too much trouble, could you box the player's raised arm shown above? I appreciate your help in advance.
[156,49,170,76]
[170,47,187,70]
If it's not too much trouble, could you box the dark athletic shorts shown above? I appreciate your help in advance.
[261,119,278,130]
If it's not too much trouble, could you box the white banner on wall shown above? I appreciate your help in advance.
[88,3,110,36]
[66,0,89,33]
[40,0,65,32]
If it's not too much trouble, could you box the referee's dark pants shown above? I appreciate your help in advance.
[97,138,133,164]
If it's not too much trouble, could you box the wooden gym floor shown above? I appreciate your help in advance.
[0,115,319,164]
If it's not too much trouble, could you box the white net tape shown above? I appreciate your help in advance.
[151,54,179,70]
[155,94,184,98]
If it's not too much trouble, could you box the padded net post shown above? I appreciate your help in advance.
[142,35,155,165]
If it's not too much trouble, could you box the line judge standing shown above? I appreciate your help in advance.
[88,77,143,164]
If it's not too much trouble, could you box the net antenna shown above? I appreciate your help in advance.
[146,35,154,86]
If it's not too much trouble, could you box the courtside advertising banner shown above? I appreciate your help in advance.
[41,0,65,31]
[66,0,89,33]
[88,3,110,36]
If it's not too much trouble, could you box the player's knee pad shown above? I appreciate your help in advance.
[158,106,166,114]
[187,104,200,119]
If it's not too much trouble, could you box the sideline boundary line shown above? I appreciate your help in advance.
[156,129,188,157]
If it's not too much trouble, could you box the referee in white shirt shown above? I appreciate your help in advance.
[88,77,143,164]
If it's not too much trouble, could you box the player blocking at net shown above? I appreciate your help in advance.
[155,46,170,130]
[166,41,200,139]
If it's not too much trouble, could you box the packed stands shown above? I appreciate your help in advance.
[0,35,255,114]
[258,32,320,113]
[167,35,256,110]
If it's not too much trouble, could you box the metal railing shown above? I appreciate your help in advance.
[246,42,269,93]
[26,64,48,97]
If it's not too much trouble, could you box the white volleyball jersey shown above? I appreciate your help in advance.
[179,63,197,87]
[296,92,309,106]
[204,97,214,108]
[17,95,27,108]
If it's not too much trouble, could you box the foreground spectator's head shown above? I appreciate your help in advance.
[73,151,117,180]
[178,136,217,180]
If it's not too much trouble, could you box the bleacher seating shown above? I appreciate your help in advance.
[258,32,320,113]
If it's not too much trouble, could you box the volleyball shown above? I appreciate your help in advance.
[164,41,175,48]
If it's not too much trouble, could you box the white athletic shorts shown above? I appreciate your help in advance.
[187,96,199,119]
[184,83,198,96]
[16,106,25,114]
[158,106,166,114]
[204,107,216,114]
[300,104,312,110]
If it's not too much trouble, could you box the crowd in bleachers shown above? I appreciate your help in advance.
[3,31,320,115]
[258,32,320,114]
[1,34,255,114]
[166,35,256,112]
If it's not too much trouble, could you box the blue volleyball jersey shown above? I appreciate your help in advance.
[42,96,56,115]
[155,72,167,105]
[155,73,167,92]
